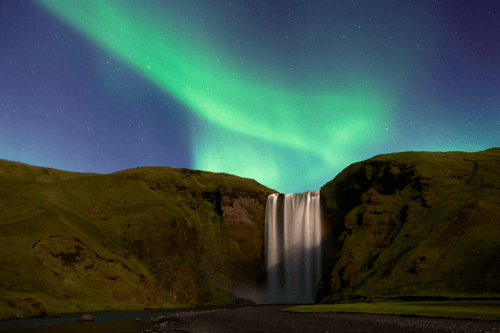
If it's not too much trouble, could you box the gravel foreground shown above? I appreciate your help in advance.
[138,305,500,333]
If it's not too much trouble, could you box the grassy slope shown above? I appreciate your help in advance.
[0,160,275,320]
[282,301,500,321]
[318,148,500,302]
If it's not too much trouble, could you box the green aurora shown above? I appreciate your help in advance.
[34,0,394,192]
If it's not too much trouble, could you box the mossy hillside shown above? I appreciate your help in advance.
[0,160,276,320]
[318,148,500,302]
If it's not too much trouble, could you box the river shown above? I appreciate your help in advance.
[0,310,178,333]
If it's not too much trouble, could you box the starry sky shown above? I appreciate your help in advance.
[1,0,498,193]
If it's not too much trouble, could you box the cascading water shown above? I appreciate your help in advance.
[265,191,321,303]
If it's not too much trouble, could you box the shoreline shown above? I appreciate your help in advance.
[140,304,500,333]
[283,300,500,321]
[1,304,499,333]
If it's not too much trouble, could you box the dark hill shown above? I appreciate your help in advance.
[0,160,276,320]
[317,148,500,302]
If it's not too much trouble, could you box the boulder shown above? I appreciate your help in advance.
[78,314,94,321]
[229,293,257,307]
[21,297,46,318]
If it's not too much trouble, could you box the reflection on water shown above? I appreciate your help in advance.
[0,310,178,333]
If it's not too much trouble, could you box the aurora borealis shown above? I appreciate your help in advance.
[1,1,498,193]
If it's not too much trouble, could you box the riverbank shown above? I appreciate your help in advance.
[0,310,175,333]
[140,304,500,332]
[282,300,500,321]
[2,303,499,332]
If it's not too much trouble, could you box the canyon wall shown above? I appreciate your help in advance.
[317,148,500,302]
[0,160,275,319]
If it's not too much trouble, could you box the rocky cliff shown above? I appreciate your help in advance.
[317,148,500,302]
[0,160,275,319]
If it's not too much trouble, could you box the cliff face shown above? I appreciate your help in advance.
[317,148,500,302]
[0,161,275,319]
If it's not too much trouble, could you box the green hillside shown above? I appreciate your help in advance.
[317,148,500,302]
[0,160,276,320]
[3,148,499,320]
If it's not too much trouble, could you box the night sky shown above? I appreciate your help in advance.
[1,0,498,193]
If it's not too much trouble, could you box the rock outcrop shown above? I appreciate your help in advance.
[0,161,275,319]
[20,297,47,318]
[317,148,500,302]
[169,266,197,306]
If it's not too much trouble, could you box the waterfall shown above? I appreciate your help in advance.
[265,191,321,303]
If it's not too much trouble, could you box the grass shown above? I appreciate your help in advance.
[0,159,276,320]
[282,300,500,321]
[318,148,500,302]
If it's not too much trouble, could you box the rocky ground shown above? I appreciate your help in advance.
[138,305,500,333]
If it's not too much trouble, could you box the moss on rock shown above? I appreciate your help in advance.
[0,160,276,319]
[317,148,500,302]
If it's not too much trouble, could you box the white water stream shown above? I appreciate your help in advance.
[265,191,321,303]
